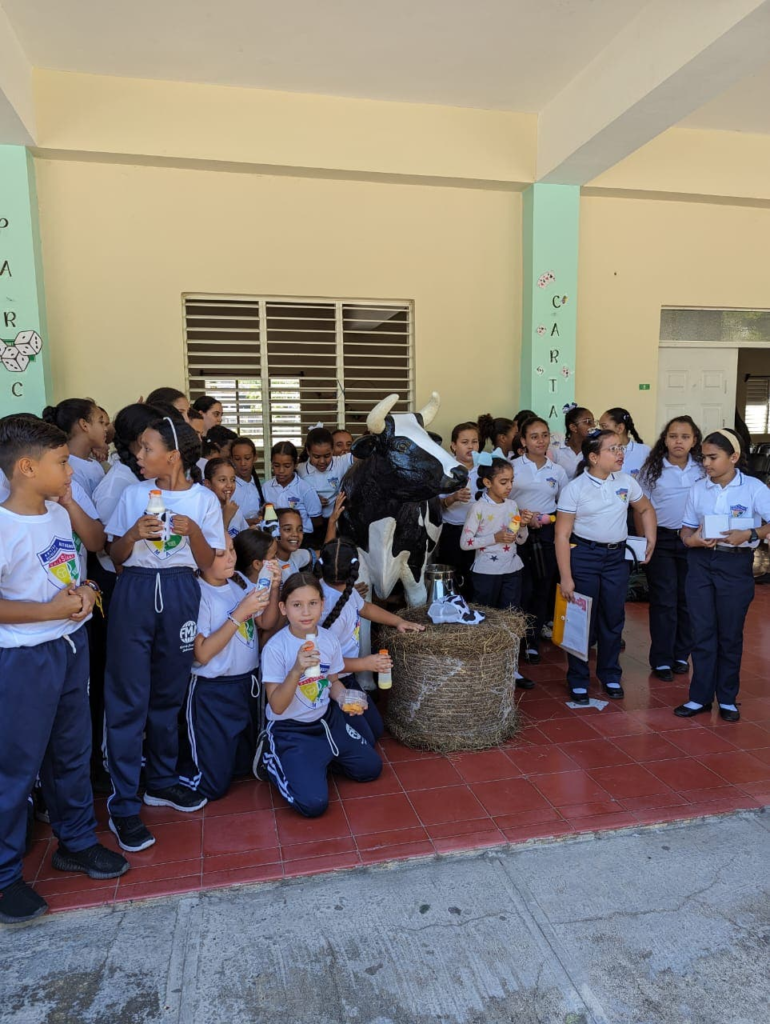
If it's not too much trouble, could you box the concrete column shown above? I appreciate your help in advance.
[0,146,50,416]
[519,183,579,433]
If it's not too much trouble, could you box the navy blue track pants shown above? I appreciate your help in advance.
[0,627,97,888]
[104,566,200,817]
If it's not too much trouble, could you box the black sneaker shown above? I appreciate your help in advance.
[252,730,269,781]
[143,784,207,813]
[52,843,130,880]
[109,815,156,853]
[0,879,48,925]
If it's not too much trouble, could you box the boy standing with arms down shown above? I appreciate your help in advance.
[0,417,128,925]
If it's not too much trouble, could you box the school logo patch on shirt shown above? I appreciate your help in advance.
[546,476,558,489]
[37,536,80,590]
[232,610,255,647]
[298,663,331,707]
[730,504,748,518]
[615,488,629,504]
[629,469,640,478]
[145,532,184,560]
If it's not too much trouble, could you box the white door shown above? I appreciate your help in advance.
[657,346,737,434]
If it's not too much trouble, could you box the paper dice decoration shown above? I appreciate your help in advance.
[1,330,42,373]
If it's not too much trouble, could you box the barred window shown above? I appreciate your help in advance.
[184,296,414,472]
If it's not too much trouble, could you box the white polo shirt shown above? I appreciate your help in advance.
[549,444,583,481]
[682,471,770,549]
[511,455,568,514]
[619,439,651,480]
[261,475,322,532]
[192,577,260,679]
[297,454,353,518]
[232,477,263,519]
[68,454,104,500]
[441,467,479,526]
[640,457,704,530]
[558,470,643,544]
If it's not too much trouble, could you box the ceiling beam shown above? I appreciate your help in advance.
[537,0,770,185]
[0,3,35,144]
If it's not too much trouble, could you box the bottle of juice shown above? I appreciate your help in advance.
[263,503,280,537]
[508,514,521,534]
[377,649,392,690]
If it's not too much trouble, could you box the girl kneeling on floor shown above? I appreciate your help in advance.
[260,573,382,817]
[316,537,426,741]
[184,536,281,800]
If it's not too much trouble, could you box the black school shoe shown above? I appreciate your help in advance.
[143,784,207,813]
[673,661,690,675]
[516,677,536,690]
[718,707,741,723]
[523,649,541,665]
[52,843,129,879]
[673,702,713,718]
[601,682,625,699]
[653,668,674,682]
[109,815,156,853]
[0,879,48,925]
[568,689,590,706]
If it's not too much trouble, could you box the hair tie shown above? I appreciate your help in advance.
[311,420,324,429]
[164,416,180,452]
[587,427,602,439]
[472,447,505,468]
[562,402,578,414]
[713,428,741,454]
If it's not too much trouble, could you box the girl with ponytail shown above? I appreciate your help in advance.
[315,538,425,740]
[42,397,109,498]
[598,407,651,479]
[102,415,227,853]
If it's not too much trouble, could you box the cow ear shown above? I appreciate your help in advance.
[351,435,378,459]
[428,431,443,445]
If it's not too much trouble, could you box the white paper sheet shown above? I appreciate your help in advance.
[560,591,592,661]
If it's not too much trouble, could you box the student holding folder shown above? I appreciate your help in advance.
[555,430,657,705]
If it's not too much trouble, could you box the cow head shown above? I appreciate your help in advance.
[351,392,468,501]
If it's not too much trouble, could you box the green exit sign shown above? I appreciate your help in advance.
[639,383,650,391]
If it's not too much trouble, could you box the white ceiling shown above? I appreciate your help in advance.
[681,61,770,135]
[2,0,644,111]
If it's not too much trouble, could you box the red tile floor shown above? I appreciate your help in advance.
[26,587,770,913]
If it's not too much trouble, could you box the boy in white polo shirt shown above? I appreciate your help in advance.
[0,416,129,925]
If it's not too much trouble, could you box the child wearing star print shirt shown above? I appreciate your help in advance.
[461,452,532,609]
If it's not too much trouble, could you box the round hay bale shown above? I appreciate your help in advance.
[374,606,528,753]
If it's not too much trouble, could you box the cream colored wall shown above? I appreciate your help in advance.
[577,195,770,442]
[35,156,521,444]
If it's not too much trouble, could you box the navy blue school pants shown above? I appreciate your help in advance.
[471,569,523,611]
[436,523,475,599]
[687,547,755,707]
[566,541,630,690]
[520,524,557,650]
[184,671,258,800]
[345,672,384,741]
[0,628,97,888]
[646,527,692,669]
[104,566,201,817]
[264,702,382,817]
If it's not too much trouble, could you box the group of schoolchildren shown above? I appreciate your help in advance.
[0,387,768,925]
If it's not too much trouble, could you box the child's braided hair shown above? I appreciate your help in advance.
[316,538,360,629]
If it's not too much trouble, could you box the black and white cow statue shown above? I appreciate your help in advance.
[340,391,467,609]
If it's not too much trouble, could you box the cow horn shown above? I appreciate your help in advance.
[367,393,400,435]
[417,391,440,426]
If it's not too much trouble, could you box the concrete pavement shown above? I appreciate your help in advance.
[1,809,768,1024]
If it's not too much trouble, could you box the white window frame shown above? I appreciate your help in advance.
[182,293,414,463]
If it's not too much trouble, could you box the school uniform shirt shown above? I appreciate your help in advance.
[226,506,250,538]
[68,454,104,499]
[65,479,100,582]
[0,467,9,503]
[105,479,226,569]
[92,462,138,574]
[460,494,527,575]
[261,475,322,532]
[620,439,652,480]
[262,625,345,723]
[510,455,568,514]
[0,501,90,647]
[279,549,312,582]
[297,455,353,518]
[640,457,704,529]
[558,471,643,544]
[321,579,365,673]
[549,444,584,481]
[192,577,260,679]
[232,477,262,519]
[682,471,770,549]
[440,467,479,526]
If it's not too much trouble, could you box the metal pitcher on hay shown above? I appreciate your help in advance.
[425,564,461,605]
